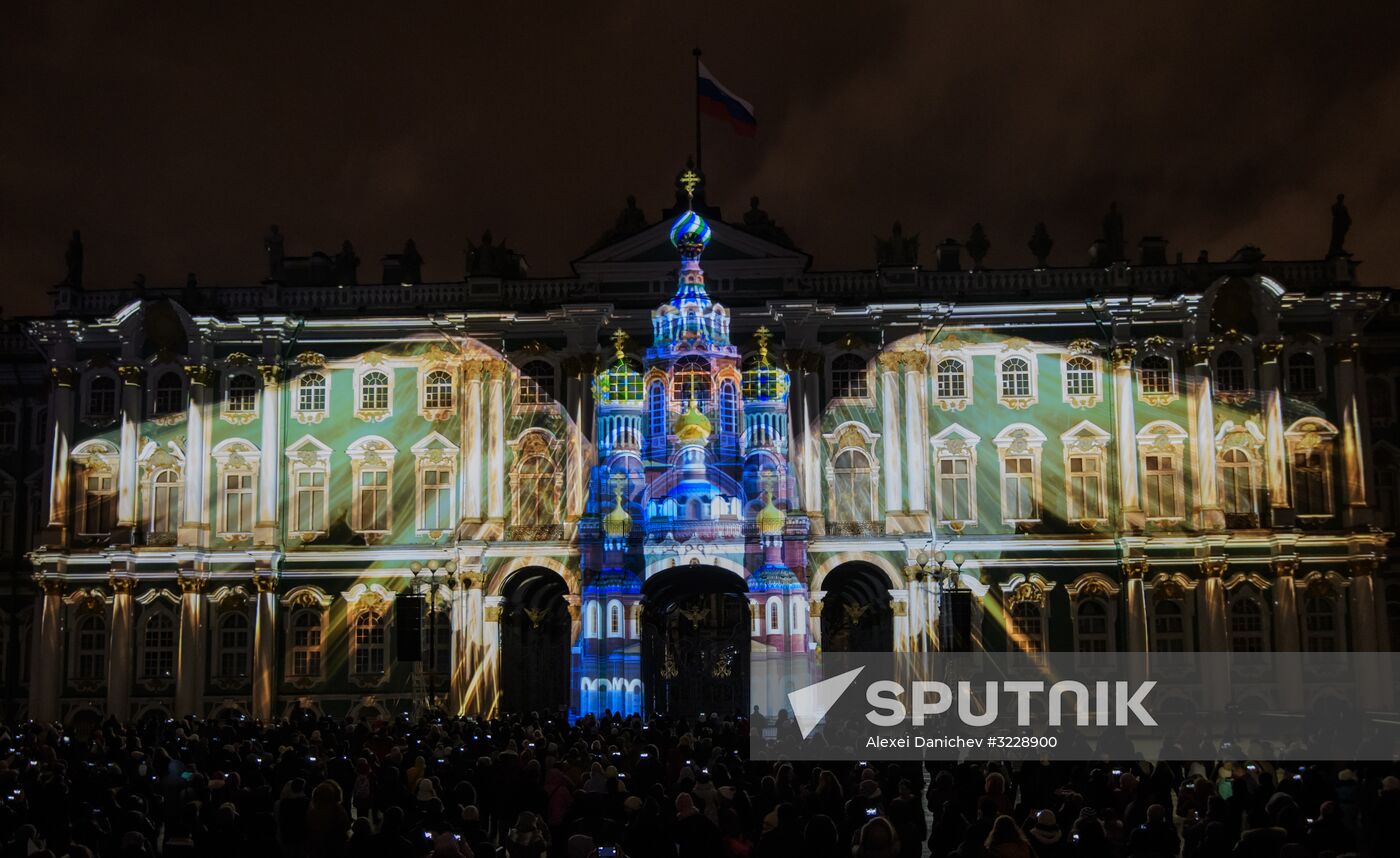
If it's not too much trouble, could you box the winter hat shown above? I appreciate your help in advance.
[1030,810,1061,845]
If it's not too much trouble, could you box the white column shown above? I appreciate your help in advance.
[464,366,484,521]
[1271,559,1303,710]
[180,366,213,545]
[487,364,506,522]
[46,368,76,536]
[566,356,592,521]
[449,570,474,715]
[802,361,823,515]
[116,367,143,532]
[175,573,207,717]
[902,353,929,513]
[1187,344,1224,530]
[479,596,504,717]
[1111,346,1141,527]
[251,572,278,721]
[106,573,137,721]
[1123,561,1149,652]
[1334,340,1370,526]
[255,365,282,544]
[29,577,64,722]
[878,354,903,518]
[1259,341,1291,517]
[1197,558,1230,711]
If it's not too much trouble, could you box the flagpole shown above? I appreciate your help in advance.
[692,47,703,171]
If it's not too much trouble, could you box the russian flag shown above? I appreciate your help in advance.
[698,61,757,137]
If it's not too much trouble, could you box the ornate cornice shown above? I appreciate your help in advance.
[1110,345,1137,368]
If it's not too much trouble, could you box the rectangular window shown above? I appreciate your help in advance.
[938,458,972,521]
[1068,455,1103,520]
[359,469,389,531]
[82,473,116,534]
[1002,456,1037,520]
[223,473,252,534]
[1293,450,1331,515]
[421,468,452,530]
[293,470,326,532]
[354,616,386,674]
[1143,454,1179,518]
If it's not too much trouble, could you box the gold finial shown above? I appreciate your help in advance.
[609,471,627,502]
[754,326,772,363]
[611,328,628,362]
[680,168,701,201]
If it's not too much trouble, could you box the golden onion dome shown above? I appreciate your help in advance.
[602,485,632,537]
[672,398,712,444]
[756,492,786,535]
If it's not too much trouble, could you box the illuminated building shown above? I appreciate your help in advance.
[6,167,1399,725]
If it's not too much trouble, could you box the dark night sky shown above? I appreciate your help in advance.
[5,2,1400,316]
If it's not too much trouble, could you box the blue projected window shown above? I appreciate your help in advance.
[719,381,738,433]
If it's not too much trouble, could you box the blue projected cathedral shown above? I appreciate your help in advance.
[575,177,810,719]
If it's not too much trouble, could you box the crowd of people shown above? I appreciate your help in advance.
[0,709,1397,858]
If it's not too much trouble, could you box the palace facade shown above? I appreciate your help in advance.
[4,170,1399,726]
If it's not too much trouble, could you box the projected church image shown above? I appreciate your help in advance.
[8,164,1397,728]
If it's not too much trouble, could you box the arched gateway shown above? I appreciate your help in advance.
[500,567,570,716]
[641,566,750,719]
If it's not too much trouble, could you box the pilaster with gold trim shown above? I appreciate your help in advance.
[251,564,280,720]
[106,568,138,720]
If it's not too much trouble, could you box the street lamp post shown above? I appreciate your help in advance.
[409,558,457,714]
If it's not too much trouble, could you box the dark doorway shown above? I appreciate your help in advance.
[500,568,570,716]
[821,563,894,652]
[642,566,750,719]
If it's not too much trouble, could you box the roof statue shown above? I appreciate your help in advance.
[264,224,285,279]
[1028,222,1053,267]
[740,196,793,248]
[466,230,528,279]
[966,223,990,269]
[1329,193,1351,258]
[588,194,650,252]
[875,220,919,267]
[399,240,423,283]
[334,240,360,285]
[61,230,83,289]
[1102,202,1126,263]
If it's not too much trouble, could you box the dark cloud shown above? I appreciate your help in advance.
[3,2,1397,315]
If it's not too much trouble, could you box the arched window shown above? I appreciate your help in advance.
[647,379,667,440]
[1219,448,1255,516]
[1065,356,1096,397]
[513,455,558,527]
[87,375,117,418]
[1000,357,1031,398]
[289,609,322,677]
[360,371,390,411]
[1139,355,1173,396]
[351,611,387,676]
[671,357,712,411]
[0,412,18,447]
[767,598,783,635]
[585,602,601,638]
[226,374,258,413]
[718,380,738,434]
[75,614,106,680]
[424,370,454,409]
[1229,595,1267,655]
[141,612,175,679]
[1215,351,1246,393]
[1009,601,1044,654]
[608,602,624,638]
[830,448,875,524]
[1304,595,1339,653]
[1287,352,1318,394]
[153,372,184,415]
[1153,599,1187,652]
[1075,599,1111,661]
[149,468,182,535]
[1368,377,1393,426]
[936,359,966,399]
[518,361,555,405]
[217,612,250,678]
[423,610,452,674]
[297,372,327,413]
[831,354,869,399]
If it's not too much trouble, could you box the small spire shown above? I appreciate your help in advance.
[611,328,629,362]
[680,166,701,208]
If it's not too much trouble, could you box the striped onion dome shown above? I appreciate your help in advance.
[669,210,713,254]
